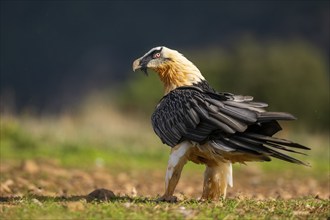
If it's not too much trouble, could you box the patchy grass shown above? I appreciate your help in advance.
[0,103,329,219]
[1,196,329,219]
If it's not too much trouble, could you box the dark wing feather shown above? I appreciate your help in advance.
[151,86,310,165]
[151,87,258,146]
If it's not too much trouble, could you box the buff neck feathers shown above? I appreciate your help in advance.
[133,46,205,95]
[155,49,205,94]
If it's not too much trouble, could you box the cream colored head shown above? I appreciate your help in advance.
[133,46,205,94]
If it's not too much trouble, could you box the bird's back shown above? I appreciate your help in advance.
[152,84,310,165]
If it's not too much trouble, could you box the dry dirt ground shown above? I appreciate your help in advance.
[1,159,329,201]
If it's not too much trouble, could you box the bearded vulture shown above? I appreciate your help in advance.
[132,46,310,202]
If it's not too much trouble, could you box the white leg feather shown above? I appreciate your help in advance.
[227,162,233,187]
[159,141,192,202]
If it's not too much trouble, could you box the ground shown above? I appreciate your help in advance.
[0,106,329,219]
[0,159,329,219]
[1,159,329,200]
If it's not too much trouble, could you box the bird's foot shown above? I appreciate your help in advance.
[156,195,178,203]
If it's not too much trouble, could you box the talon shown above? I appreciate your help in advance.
[156,195,178,203]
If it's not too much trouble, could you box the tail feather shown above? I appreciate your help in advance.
[265,142,308,156]
[225,137,270,155]
[221,132,310,166]
[257,112,296,121]
[265,147,310,166]
[243,132,310,150]
[234,135,307,156]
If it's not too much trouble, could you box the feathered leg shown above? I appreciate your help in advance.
[157,141,192,202]
[201,162,233,200]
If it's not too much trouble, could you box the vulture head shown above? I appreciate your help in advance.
[133,46,205,94]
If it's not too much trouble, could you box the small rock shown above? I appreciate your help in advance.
[86,188,116,202]
[31,198,42,206]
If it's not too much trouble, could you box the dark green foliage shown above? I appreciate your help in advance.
[121,37,329,131]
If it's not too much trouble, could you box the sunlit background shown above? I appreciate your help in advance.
[0,1,329,202]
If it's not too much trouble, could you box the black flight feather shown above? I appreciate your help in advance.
[151,82,310,166]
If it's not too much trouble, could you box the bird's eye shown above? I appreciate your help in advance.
[153,53,161,59]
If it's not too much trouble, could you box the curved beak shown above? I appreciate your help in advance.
[132,58,142,72]
[132,57,148,75]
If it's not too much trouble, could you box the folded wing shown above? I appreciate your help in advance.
[151,86,310,165]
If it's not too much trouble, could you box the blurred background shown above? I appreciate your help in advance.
[1,1,329,129]
[0,1,329,198]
